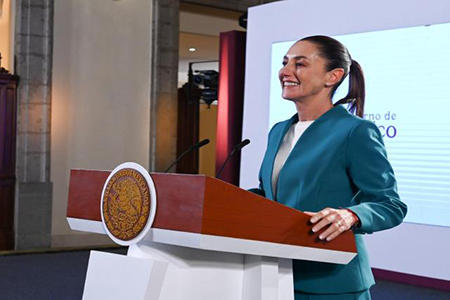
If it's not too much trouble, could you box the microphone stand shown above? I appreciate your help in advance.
[216,139,250,180]
[164,139,210,173]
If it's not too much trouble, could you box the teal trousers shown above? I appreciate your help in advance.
[295,289,371,300]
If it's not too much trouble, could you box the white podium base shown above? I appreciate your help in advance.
[243,255,294,300]
[82,241,294,300]
[82,251,168,300]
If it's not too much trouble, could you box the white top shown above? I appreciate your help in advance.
[272,120,314,198]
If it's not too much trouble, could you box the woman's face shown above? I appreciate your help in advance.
[278,41,331,102]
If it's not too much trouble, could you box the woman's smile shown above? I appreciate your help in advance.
[283,81,300,87]
[278,41,331,102]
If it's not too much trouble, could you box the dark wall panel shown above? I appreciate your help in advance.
[0,74,19,250]
[0,85,17,178]
[0,178,15,249]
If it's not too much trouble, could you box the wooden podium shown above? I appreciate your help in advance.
[67,162,357,300]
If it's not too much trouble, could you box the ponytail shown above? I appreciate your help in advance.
[334,59,365,118]
[300,36,366,118]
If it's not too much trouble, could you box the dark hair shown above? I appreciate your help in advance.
[300,35,365,117]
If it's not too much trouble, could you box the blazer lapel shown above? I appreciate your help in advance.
[263,105,346,201]
[265,114,298,200]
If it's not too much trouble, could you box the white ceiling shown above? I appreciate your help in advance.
[179,32,220,61]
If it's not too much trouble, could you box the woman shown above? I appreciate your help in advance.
[250,36,407,299]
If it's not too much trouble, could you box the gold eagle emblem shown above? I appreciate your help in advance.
[102,168,151,241]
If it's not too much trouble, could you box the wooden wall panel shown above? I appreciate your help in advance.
[0,178,15,249]
[176,84,201,174]
[0,74,18,250]
[0,77,18,178]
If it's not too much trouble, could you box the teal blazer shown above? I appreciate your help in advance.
[250,105,407,294]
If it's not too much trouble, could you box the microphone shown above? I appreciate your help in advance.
[164,139,210,173]
[216,139,250,180]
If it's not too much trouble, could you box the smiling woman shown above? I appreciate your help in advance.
[249,35,407,300]
[278,36,365,121]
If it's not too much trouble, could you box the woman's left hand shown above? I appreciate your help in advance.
[304,208,360,242]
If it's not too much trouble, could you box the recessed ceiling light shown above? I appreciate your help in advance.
[189,48,196,52]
